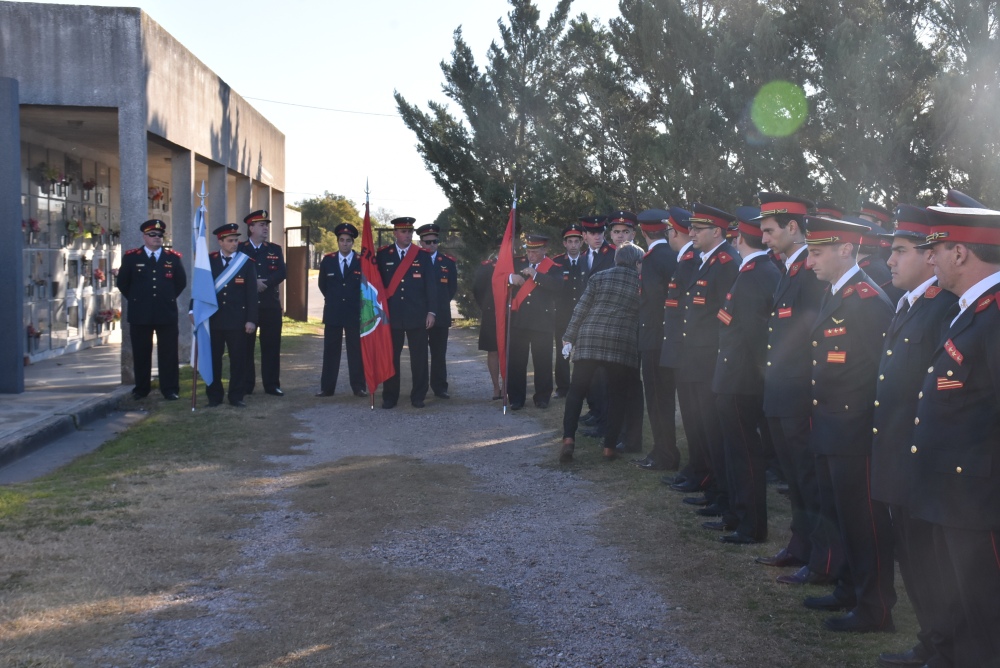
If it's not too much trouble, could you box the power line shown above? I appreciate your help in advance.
[244,97,399,118]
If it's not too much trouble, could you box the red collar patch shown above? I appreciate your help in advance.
[681,251,695,261]
[924,286,942,299]
[975,294,996,313]
[789,261,803,277]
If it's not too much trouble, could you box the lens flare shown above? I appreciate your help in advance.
[751,81,808,138]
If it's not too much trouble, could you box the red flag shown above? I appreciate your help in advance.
[359,200,395,393]
[492,200,516,387]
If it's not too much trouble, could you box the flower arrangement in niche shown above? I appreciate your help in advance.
[148,187,164,202]
[95,309,121,324]
[66,218,86,239]
[82,179,97,191]
[22,218,41,233]
[27,324,43,339]
[93,268,106,282]
[89,220,106,236]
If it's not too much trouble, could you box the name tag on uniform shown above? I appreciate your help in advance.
[235,277,245,284]
[665,299,678,308]
[413,272,422,278]
[696,280,708,286]
[778,307,792,318]
[136,263,146,267]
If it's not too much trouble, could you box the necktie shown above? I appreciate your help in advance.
[571,259,576,267]
[342,258,348,275]
[223,256,231,268]
[899,299,911,316]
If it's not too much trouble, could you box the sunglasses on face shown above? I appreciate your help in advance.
[145,232,164,238]
[422,239,439,245]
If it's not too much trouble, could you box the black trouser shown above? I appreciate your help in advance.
[817,453,896,622]
[320,322,365,394]
[508,325,552,407]
[932,523,1000,668]
[642,354,679,468]
[245,306,282,393]
[207,326,247,405]
[129,321,179,397]
[563,359,632,449]
[890,504,955,667]
[768,415,826,571]
[676,380,720,499]
[383,327,428,404]
[717,393,768,540]
[427,325,450,395]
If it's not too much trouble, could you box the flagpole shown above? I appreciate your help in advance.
[366,179,375,411]
[502,184,516,415]
[191,181,208,411]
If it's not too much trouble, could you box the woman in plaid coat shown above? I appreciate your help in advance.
[560,242,643,462]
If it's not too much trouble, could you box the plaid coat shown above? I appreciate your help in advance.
[562,266,640,368]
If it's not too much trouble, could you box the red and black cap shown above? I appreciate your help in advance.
[637,209,670,233]
[579,215,607,233]
[804,216,869,246]
[815,201,845,219]
[391,217,416,230]
[859,201,892,224]
[562,223,584,239]
[754,192,813,220]
[334,223,358,239]
[416,223,441,238]
[243,209,270,225]
[918,206,1000,248]
[945,189,987,209]
[607,210,638,227]
[667,206,692,234]
[525,234,549,249]
[213,223,241,239]
[734,206,763,238]
[140,219,166,234]
[886,205,931,242]
[689,203,736,230]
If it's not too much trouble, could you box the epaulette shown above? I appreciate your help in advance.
[419,247,433,253]
[740,261,756,272]
[165,248,182,258]
[844,281,879,299]
[859,258,871,268]
[549,261,563,268]
[604,244,614,253]
[924,286,943,299]
[324,252,337,258]
[442,253,457,262]
[210,251,220,258]
[377,244,393,252]
[125,247,142,255]
[717,252,733,264]
[681,251,695,261]
[975,293,996,313]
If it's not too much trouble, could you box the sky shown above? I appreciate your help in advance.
[23,0,625,225]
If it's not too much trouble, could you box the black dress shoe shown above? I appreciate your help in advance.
[509,403,524,411]
[755,548,806,568]
[670,480,703,493]
[682,496,709,506]
[776,565,835,586]
[701,520,736,531]
[131,390,149,400]
[315,390,335,397]
[633,457,669,471]
[207,400,222,407]
[163,393,179,401]
[877,645,929,667]
[803,593,856,611]
[412,400,425,408]
[824,611,895,633]
[534,400,549,408]
[435,392,450,399]
[696,505,724,517]
[382,400,397,409]
[720,532,760,545]
[265,388,284,396]
[353,389,369,397]
[230,400,247,408]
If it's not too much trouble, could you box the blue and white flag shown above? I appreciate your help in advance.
[191,203,218,385]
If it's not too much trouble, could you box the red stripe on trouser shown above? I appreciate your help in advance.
[866,456,890,626]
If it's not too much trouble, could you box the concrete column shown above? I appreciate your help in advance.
[234,175,251,227]
[0,78,25,393]
[207,162,228,251]
[117,101,149,385]
[171,149,194,362]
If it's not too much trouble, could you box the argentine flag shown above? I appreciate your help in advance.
[191,204,218,385]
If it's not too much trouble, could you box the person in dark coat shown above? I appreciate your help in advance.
[376,217,438,409]
[909,206,1000,667]
[711,209,780,544]
[752,193,835,586]
[803,215,896,633]
[316,223,366,398]
[116,218,187,400]
[870,206,958,668]
[551,223,589,397]
[417,223,458,399]
[205,223,258,407]
[851,216,905,305]
[559,242,643,462]
[472,249,501,400]
[633,209,680,471]
[239,210,286,396]
[507,235,559,410]
[582,215,616,275]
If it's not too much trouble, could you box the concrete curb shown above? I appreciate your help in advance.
[0,386,133,469]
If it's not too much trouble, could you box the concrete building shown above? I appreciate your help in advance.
[0,1,286,393]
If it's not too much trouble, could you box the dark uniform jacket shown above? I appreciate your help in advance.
[511,256,560,333]
[712,252,781,396]
[910,280,1000,530]
[117,247,187,324]
[376,244,438,330]
[551,252,589,334]
[209,252,259,330]
[809,271,893,456]
[871,283,956,506]
[318,252,362,328]
[588,242,617,275]
[860,255,904,305]
[676,241,740,382]
[763,248,828,417]
[638,241,676,353]
[430,252,458,328]
[239,240,286,310]
[659,243,699,368]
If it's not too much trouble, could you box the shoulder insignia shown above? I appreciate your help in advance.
[419,247,432,253]
[740,261,756,272]
[210,251,220,258]
[859,259,871,268]
[924,286,942,299]
[377,244,393,252]
[165,249,182,258]
[602,245,612,254]
[681,251,695,261]
[842,286,856,298]
[789,261,803,277]
[442,253,457,262]
[975,293,996,313]
[717,252,733,264]
[125,247,142,255]
[324,252,336,258]
[855,281,879,298]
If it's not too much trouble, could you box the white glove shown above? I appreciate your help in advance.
[562,342,573,359]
